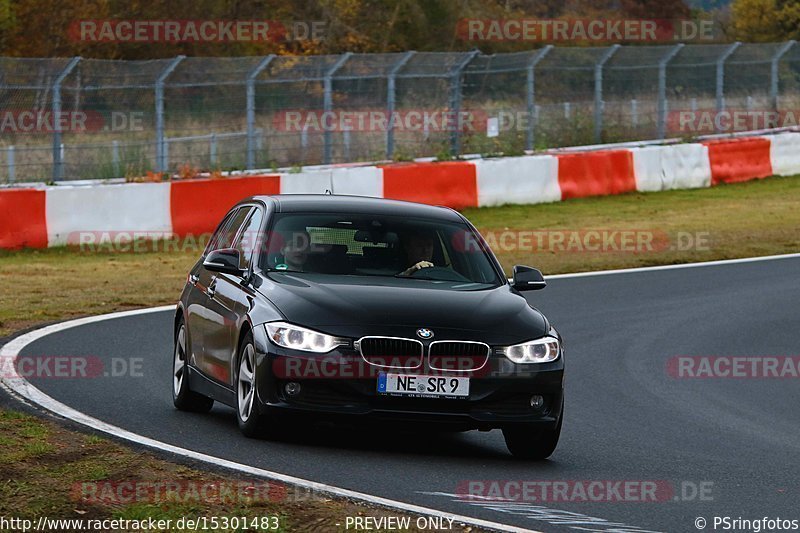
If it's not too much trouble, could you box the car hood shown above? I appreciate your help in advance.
[256,272,548,345]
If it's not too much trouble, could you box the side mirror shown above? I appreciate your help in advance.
[512,265,546,291]
[204,248,245,277]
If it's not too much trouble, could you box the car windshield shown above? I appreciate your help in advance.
[259,213,502,287]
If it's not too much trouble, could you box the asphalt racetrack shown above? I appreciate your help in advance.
[18,256,800,532]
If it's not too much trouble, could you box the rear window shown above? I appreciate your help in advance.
[306,226,388,255]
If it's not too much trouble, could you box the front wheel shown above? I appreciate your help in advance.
[173,321,214,413]
[236,331,271,438]
[502,409,563,460]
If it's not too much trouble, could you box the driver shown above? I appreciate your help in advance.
[276,229,311,271]
[398,230,435,276]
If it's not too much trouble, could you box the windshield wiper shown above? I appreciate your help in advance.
[393,275,444,281]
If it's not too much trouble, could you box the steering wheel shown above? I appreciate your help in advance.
[409,266,469,282]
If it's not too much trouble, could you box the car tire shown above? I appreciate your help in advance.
[236,330,269,438]
[173,321,214,413]
[502,407,563,460]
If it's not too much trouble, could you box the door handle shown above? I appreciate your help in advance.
[207,278,217,299]
[189,274,199,286]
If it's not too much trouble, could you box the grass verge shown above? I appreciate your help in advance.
[462,174,800,275]
[0,409,460,532]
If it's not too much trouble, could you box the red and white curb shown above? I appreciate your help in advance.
[3,131,800,250]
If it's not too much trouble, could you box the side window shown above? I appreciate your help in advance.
[204,211,236,256]
[205,207,251,255]
[232,208,264,269]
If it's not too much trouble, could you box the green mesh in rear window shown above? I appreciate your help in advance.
[306,227,388,255]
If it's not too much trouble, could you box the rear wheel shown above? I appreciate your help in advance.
[502,408,563,460]
[173,321,214,413]
[236,331,269,438]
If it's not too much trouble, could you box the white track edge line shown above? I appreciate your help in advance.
[0,306,538,533]
[545,252,800,280]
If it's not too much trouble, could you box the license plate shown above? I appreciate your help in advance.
[377,372,469,399]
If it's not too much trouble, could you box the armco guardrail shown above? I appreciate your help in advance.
[1,131,799,250]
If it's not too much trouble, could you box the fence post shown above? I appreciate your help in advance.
[386,51,415,159]
[594,45,619,143]
[155,55,184,174]
[7,146,14,182]
[246,55,274,170]
[112,140,120,177]
[323,52,352,165]
[301,124,309,163]
[449,50,480,157]
[256,130,264,153]
[657,43,683,139]
[210,133,217,167]
[52,56,81,182]
[716,42,740,127]
[771,41,795,111]
[525,45,552,152]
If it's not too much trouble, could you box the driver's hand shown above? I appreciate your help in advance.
[400,261,433,276]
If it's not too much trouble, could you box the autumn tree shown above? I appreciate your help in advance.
[730,0,800,41]
[0,0,739,58]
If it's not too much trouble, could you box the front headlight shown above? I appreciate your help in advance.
[265,321,346,353]
[501,336,560,364]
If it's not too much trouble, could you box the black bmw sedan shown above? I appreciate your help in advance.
[173,195,564,459]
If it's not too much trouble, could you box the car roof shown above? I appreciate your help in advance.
[249,194,465,222]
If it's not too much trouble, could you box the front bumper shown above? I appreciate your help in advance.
[252,327,564,431]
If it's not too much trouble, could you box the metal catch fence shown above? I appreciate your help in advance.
[1,41,799,182]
